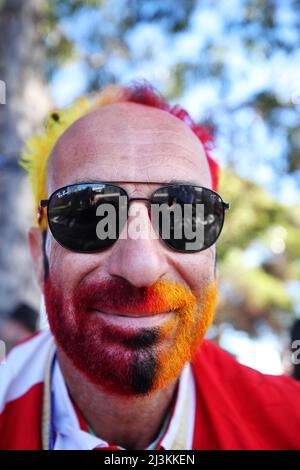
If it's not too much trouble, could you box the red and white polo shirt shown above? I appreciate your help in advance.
[1,330,300,449]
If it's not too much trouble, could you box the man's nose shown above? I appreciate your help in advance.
[106,202,168,288]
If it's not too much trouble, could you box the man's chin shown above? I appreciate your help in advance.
[51,309,183,397]
[51,314,202,396]
[53,321,189,397]
[56,332,163,397]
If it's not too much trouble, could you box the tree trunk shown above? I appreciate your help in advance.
[0,0,51,317]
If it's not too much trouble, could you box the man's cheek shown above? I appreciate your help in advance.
[179,251,216,292]
[44,275,76,334]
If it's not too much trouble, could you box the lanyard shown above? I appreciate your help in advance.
[42,344,56,450]
[41,344,189,450]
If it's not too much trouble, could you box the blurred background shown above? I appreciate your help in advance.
[0,0,299,374]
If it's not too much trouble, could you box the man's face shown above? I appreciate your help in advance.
[31,102,217,396]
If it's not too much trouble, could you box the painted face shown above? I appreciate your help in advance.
[40,102,217,396]
[45,275,217,395]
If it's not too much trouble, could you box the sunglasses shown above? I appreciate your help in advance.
[39,182,229,253]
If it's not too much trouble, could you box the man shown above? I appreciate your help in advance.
[0,81,300,450]
[0,303,38,353]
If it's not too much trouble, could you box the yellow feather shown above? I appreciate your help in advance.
[19,86,125,228]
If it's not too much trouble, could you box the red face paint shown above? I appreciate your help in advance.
[44,276,217,396]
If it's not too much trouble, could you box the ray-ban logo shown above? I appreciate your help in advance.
[0,80,6,104]
[0,340,6,365]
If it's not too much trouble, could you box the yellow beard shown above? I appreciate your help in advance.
[143,280,217,392]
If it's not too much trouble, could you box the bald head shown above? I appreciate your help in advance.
[47,102,211,192]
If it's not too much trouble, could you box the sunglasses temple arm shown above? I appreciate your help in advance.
[37,200,49,225]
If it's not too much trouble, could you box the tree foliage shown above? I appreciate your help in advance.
[216,169,300,334]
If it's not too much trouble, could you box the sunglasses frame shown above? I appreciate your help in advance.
[39,181,230,254]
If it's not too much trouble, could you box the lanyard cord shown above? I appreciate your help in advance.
[42,344,56,450]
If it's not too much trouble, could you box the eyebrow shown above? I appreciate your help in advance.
[72,177,200,186]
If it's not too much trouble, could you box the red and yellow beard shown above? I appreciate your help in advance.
[44,276,217,396]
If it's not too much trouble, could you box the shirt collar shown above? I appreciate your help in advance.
[51,356,195,450]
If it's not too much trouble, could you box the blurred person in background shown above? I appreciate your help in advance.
[0,303,38,353]
[1,82,300,451]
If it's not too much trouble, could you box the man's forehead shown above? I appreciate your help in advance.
[47,102,211,190]
[51,102,205,151]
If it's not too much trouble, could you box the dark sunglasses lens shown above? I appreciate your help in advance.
[47,184,127,252]
[151,185,225,252]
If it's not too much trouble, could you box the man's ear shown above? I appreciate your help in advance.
[28,226,46,290]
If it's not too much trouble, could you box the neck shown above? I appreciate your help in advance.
[57,347,177,450]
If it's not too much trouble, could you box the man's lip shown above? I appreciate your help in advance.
[91,308,170,318]
[91,309,175,328]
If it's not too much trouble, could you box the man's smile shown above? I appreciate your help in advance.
[91,309,176,329]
